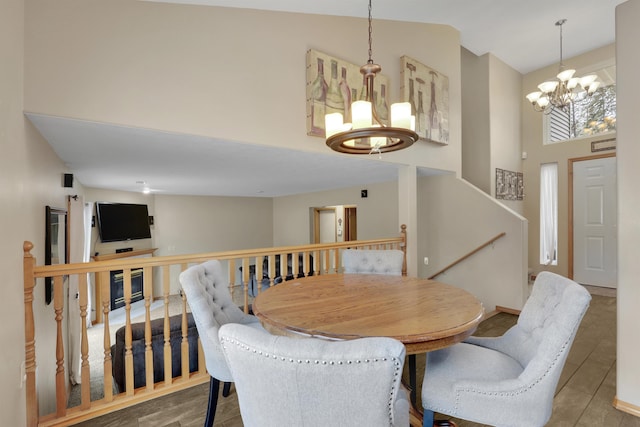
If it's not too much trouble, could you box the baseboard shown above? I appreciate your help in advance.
[613,397,640,417]
[495,305,522,316]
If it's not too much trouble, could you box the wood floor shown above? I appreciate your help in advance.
[73,290,638,427]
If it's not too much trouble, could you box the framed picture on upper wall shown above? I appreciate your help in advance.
[306,49,390,137]
[495,168,524,201]
[400,55,449,145]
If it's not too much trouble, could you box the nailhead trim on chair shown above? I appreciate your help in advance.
[221,336,403,426]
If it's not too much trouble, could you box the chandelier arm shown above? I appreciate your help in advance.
[366,72,383,125]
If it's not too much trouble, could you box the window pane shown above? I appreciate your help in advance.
[544,64,616,144]
[540,163,558,265]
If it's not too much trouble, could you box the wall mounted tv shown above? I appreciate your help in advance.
[96,202,152,243]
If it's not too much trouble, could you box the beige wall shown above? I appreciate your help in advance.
[24,0,462,177]
[0,0,82,422]
[153,195,273,256]
[418,174,528,311]
[489,54,523,215]
[521,43,616,279]
[273,181,399,247]
[615,0,640,412]
[85,188,273,295]
[461,50,523,215]
[461,49,491,193]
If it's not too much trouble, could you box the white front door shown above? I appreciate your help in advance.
[573,156,617,287]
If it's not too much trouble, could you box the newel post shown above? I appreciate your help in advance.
[23,241,39,427]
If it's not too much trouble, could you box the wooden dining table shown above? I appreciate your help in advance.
[252,273,484,426]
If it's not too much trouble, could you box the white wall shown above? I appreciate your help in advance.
[615,0,640,413]
[418,174,528,311]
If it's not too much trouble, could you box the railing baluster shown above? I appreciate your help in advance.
[23,242,38,427]
[241,257,250,313]
[163,265,172,386]
[54,275,66,417]
[144,266,153,391]
[268,254,275,287]
[256,256,264,295]
[181,291,189,378]
[323,249,330,274]
[79,273,91,409]
[291,252,298,279]
[100,270,113,402]
[228,259,236,303]
[123,269,134,395]
[278,252,285,280]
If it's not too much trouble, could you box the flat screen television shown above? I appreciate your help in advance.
[96,202,152,242]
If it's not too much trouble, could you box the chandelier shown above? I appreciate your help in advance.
[324,0,419,154]
[525,19,600,114]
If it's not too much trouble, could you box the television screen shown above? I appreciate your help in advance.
[96,202,152,242]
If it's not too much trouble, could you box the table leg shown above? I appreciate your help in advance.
[409,354,417,406]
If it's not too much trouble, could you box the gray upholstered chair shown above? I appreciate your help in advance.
[179,260,264,427]
[421,271,591,427]
[342,249,404,276]
[219,323,410,427]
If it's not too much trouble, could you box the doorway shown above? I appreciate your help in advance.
[569,153,617,287]
[312,205,357,244]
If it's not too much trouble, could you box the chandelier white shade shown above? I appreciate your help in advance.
[525,19,600,114]
[325,0,419,154]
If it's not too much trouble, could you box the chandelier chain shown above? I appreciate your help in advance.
[557,19,565,68]
[367,0,373,64]
[525,18,600,115]
[324,0,418,154]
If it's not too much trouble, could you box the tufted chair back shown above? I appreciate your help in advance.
[179,260,261,381]
[421,271,591,427]
[342,249,404,276]
[219,323,410,427]
[489,271,592,373]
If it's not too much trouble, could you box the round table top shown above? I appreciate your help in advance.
[252,274,484,354]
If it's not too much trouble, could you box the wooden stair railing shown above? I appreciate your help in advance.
[23,225,406,427]
[427,232,506,280]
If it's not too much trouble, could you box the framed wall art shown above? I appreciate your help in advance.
[496,168,524,201]
[306,49,390,137]
[400,55,449,145]
[45,205,68,305]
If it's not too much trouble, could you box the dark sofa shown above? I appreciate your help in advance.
[111,313,199,392]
